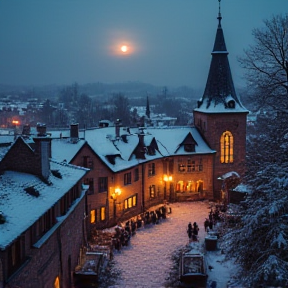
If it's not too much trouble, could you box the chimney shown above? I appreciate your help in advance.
[33,136,52,180]
[70,123,79,142]
[36,123,47,136]
[115,119,121,138]
[22,124,31,135]
[135,132,146,159]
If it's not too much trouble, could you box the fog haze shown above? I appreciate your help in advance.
[0,0,287,89]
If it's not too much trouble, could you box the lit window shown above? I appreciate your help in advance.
[220,131,234,163]
[124,195,137,210]
[100,207,106,221]
[54,276,60,288]
[149,185,156,198]
[90,210,95,223]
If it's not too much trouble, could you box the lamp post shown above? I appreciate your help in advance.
[163,175,173,202]
[111,188,121,220]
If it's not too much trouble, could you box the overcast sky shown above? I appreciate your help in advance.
[0,0,287,89]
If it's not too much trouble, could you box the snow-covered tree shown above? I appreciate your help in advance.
[222,14,288,287]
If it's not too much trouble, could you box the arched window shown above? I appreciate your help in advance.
[54,276,60,288]
[220,131,234,163]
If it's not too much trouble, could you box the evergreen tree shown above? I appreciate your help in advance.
[222,14,288,287]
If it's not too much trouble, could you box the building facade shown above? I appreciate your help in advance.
[0,134,89,288]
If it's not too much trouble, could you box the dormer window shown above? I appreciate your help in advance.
[227,100,235,108]
[184,144,195,152]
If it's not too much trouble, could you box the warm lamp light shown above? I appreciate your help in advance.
[163,175,172,182]
[111,188,121,199]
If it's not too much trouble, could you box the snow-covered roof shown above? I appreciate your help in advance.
[218,171,240,180]
[232,183,252,193]
[51,138,86,163]
[0,160,89,249]
[51,126,216,172]
[194,95,249,114]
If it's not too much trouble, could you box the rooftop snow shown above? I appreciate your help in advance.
[0,160,88,249]
[51,126,215,172]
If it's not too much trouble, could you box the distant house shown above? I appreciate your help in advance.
[0,128,89,288]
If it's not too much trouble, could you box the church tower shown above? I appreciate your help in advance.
[193,1,249,200]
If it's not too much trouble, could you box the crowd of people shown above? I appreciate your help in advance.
[113,204,172,251]
[186,204,225,242]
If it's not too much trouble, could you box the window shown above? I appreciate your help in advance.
[220,131,234,163]
[149,185,156,198]
[84,178,94,194]
[83,156,93,169]
[124,195,137,209]
[148,163,155,176]
[124,172,132,185]
[198,159,203,171]
[184,144,195,152]
[54,276,60,288]
[100,207,106,221]
[187,159,195,172]
[98,177,108,192]
[178,158,186,172]
[90,210,95,223]
[134,168,139,182]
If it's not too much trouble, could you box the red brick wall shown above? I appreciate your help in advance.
[3,190,86,288]
[194,111,247,199]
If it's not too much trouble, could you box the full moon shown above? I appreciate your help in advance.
[121,45,128,53]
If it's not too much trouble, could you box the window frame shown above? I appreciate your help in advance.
[98,177,108,193]
[124,172,132,185]
[148,163,156,177]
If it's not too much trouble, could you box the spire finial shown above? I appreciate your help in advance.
[217,0,222,27]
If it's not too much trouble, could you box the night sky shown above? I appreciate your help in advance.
[0,0,287,88]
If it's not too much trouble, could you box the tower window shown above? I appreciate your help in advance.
[220,131,234,163]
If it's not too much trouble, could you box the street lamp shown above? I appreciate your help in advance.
[163,175,173,202]
[111,188,121,220]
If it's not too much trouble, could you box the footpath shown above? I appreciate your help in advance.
[98,201,239,288]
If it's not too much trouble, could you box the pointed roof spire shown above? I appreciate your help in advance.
[218,0,222,27]
[195,0,247,113]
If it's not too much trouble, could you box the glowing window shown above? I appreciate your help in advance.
[90,210,95,223]
[100,207,106,221]
[124,195,137,209]
[54,276,60,288]
[220,131,234,163]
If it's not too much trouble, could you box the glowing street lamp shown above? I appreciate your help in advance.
[163,175,173,201]
[111,188,121,220]
[111,187,121,200]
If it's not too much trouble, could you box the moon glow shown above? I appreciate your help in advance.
[121,45,128,53]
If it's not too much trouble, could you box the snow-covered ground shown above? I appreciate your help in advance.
[99,201,242,288]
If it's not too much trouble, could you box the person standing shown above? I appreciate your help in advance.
[187,222,193,241]
[192,222,199,241]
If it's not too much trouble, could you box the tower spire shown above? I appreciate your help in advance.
[195,0,247,112]
[218,0,222,27]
